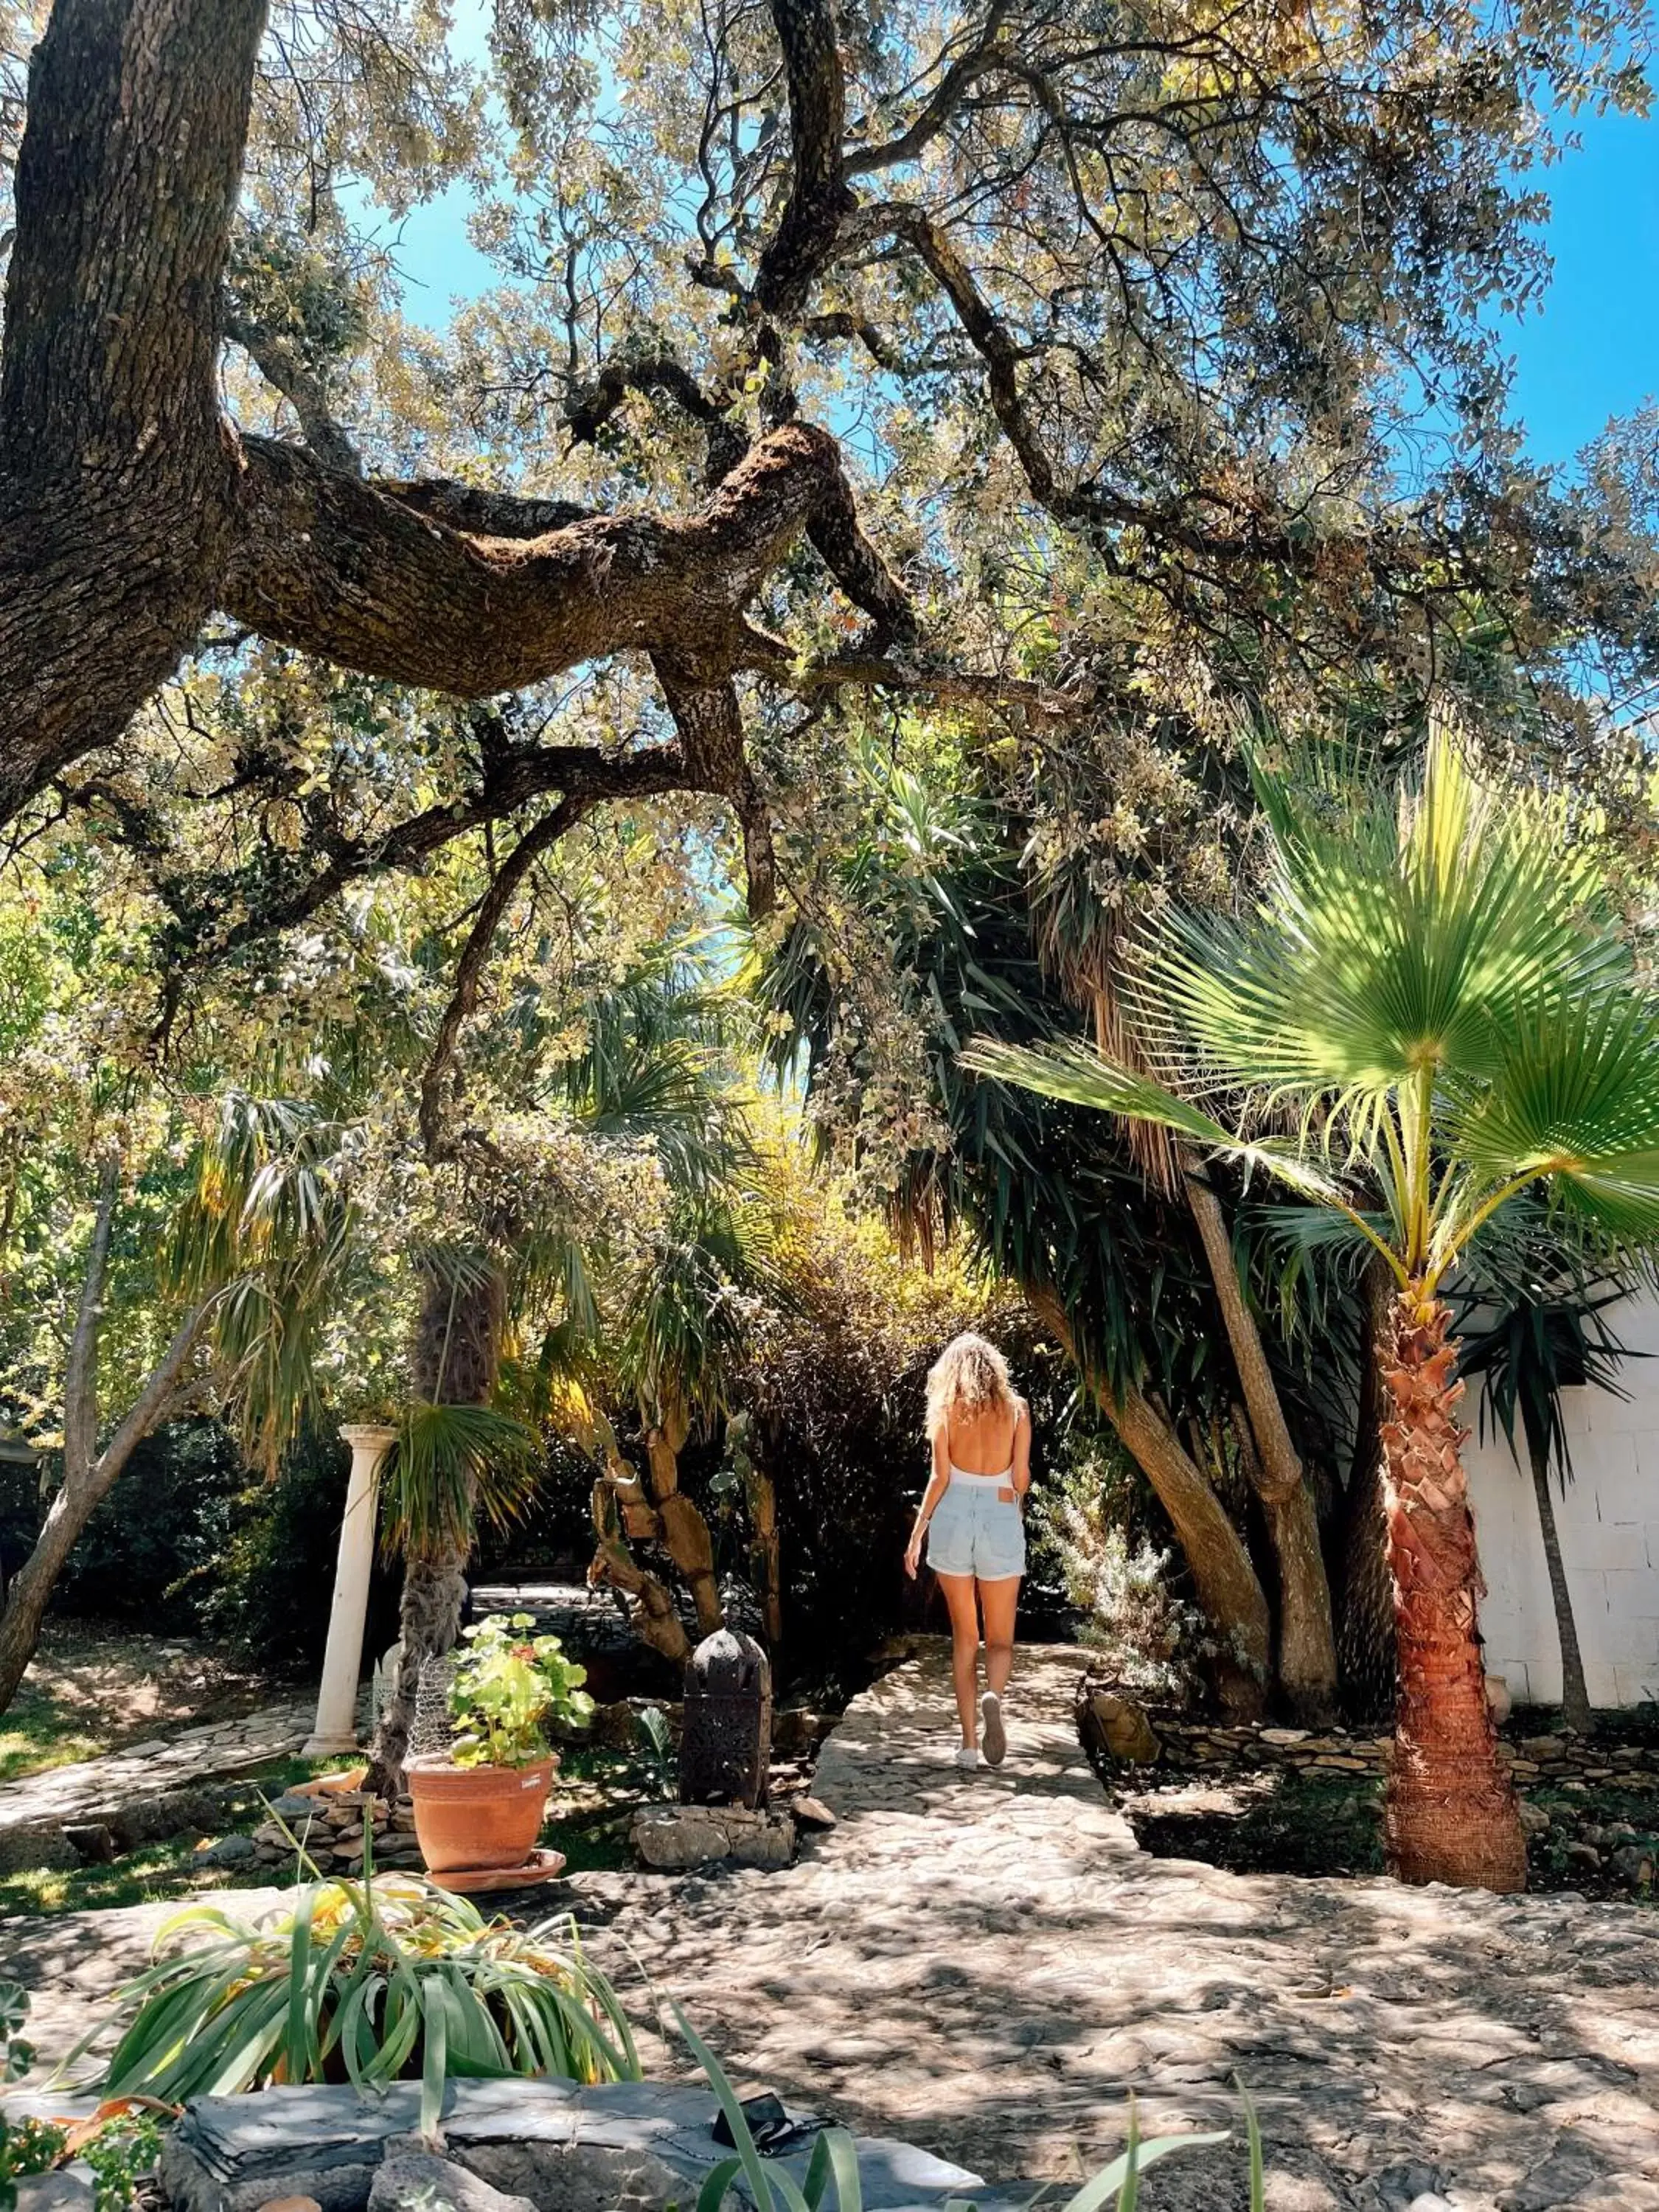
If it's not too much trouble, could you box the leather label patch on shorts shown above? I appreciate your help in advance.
[998,1485,1016,1504]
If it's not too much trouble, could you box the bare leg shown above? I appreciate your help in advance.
[978,1576,1020,1697]
[936,1572,981,1746]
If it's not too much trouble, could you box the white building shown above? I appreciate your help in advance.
[1465,1295,1659,1709]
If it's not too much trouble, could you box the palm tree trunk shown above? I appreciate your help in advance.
[1528,1436,1592,1733]
[1380,1290,1526,1891]
[367,1256,504,1792]
[1337,1253,1397,1720]
[1183,1166,1338,1720]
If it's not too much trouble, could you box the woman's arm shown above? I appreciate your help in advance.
[1010,1399,1032,1498]
[904,1432,951,1579]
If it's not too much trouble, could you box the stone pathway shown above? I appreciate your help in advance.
[10,1645,1659,2209]
[570,1644,1659,2211]
[0,1695,321,1869]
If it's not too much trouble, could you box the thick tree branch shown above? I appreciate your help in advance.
[221,420,899,696]
[226,310,363,477]
[652,655,776,919]
[755,0,858,316]
[843,5,1013,175]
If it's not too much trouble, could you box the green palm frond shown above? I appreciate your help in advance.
[959,1039,1369,1220]
[1142,722,1621,1113]
[167,1092,363,1476]
[380,1400,541,1559]
[1447,990,1659,1245]
[964,723,1659,1295]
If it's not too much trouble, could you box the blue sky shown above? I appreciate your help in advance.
[1508,108,1659,464]
[368,72,1659,482]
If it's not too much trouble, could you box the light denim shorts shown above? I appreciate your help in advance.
[927,1472,1026,1580]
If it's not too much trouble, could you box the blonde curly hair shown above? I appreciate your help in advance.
[925,1332,1018,1444]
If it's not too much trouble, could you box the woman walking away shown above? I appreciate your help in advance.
[905,1333,1030,1769]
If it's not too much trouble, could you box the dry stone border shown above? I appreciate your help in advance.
[0,1697,326,1873]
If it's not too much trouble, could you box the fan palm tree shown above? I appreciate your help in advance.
[965,722,1659,1891]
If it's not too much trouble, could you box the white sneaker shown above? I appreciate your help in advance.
[980,1691,1006,1767]
[953,1745,982,1770]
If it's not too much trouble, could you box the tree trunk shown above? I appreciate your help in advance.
[0,1164,209,1714]
[1183,1164,1337,1720]
[367,1256,504,1791]
[1380,1290,1526,1891]
[1113,1385,1271,1719]
[0,0,266,810]
[1528,1437,1592,1733]
[1029,1282,1270,1716]
[1338,1253,1397,1720]
[0,1481,96,1713]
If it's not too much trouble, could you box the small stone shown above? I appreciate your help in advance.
[266,1793,321,1820]
[1517,1803,1551,1837]
[792,1796,837,1830]
[1609,1845,1654,1886]
[1563,1841,1601,1871]
[1260,1728,1311,1745]
[260,2199,323,2212]
[192,1832,258,1868]
[62,1822,116,1863]
[1520,1736,1563,1759]
[372,2154,537,2212]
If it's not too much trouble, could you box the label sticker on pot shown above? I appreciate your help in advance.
[523,1774,543,1788]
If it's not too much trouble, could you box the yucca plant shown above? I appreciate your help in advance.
[97,1874,639,2138]
[1452,1214,1640,1733]
[966,721,1659,1891]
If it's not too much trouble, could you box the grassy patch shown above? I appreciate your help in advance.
[0,1686,112,1784]
[1128,1768,1386,1880]
[0,1756,334,1920]
[544,1743,664,1874]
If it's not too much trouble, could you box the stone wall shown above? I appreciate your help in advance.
[1461,1290,1659,1708]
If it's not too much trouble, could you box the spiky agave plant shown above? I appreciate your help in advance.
[966,721,1659,1892]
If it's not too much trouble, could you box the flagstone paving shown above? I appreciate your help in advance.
[0,1695,321,1868]
[566,1643,1659,2211]
[9,1644,1659,2210]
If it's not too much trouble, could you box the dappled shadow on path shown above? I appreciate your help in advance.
[575,1643,1659,2209]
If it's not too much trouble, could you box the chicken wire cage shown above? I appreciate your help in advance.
[408,1652,457,1761]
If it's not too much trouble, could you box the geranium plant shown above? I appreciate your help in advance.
[448,1613,594,1770]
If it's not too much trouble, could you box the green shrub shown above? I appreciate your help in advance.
[198,1423,400,1672]
[1030,1436,1214,1701]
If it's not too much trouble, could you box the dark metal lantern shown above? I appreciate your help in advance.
[681,1627,772,1807]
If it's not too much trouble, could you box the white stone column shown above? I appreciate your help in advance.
[304,1422,399,1756]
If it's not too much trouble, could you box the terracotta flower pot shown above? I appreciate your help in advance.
[406,1753,557,1874]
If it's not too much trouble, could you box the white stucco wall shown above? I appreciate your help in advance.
[1463,1293,1659,1709]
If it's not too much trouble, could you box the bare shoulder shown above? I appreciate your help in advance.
[1014,1394,1031,1427]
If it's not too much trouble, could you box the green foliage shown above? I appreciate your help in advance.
[201,1425,401,1672]
[78,2115,164,2212]
[633,1705,676,1798]
[966,724,1659,1296]
[380,1401,542,1562]
[1450,1213,1641,1487]
[0,2117,64,2212]
[447,1613,594,1769]
[0,1982,52,2212]
[1031,1442,1212,1701]
[99,1877,639,2138]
